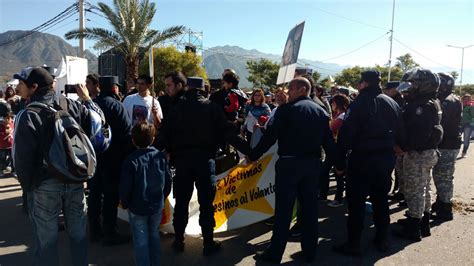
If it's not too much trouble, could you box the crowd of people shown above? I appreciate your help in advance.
[2,64,474,266]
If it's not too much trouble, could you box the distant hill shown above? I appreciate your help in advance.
[203,45,348,88]
[0,30,97,82]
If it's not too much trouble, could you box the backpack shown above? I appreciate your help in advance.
[27,99,97,183]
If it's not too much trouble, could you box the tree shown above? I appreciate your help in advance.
[395,53,420,72]
[140,46,207,92]
[312,71,321,83]
[65,0,184,83]
[246,59,279,89]
[334,66,366,88]
[450,71,459,80]
[334,65,403,88]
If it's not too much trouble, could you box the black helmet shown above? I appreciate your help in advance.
[437,72,455,96]
[397,68,440,97]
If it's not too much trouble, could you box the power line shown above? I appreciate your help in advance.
[318,32,390,62]
[0,3,79,47]
[393,38,457,70]
[313,6,389,31]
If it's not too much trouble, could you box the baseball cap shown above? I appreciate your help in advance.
[13,67,54,88]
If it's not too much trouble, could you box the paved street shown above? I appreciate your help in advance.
[1,145,473,266]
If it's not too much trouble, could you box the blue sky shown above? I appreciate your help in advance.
[1,0,473,83]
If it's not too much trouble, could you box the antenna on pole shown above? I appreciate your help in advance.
[79,0,85,58]
[387,0,396,82]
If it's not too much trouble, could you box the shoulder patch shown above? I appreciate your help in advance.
[415,107,423,115]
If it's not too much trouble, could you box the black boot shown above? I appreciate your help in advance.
[393,216,422,242]
[420,212,431,237]
[431,198,441,214]
[374,228,390,252]
[172,233,185,253]
[433,202,453,221]
[202,228,221,256]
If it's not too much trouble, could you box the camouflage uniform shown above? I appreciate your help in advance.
[403,149,438,219]
[432,149,459,203]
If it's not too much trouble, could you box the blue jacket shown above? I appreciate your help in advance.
[120,147,171,215]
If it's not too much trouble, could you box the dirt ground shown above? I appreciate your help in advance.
[0,145,473,266]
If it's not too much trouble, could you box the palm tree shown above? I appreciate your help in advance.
[65,0,184,83]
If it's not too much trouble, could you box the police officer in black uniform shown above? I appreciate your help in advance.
[333,70,401,256]
[250,77,341,264]
[89,76,132,245]
[159,76,249,256]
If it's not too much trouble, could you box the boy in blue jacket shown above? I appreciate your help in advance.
[120,122,171,266]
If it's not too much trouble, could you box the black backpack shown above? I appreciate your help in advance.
[27,99,97,183]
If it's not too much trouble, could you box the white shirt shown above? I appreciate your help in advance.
[123,93,163,126]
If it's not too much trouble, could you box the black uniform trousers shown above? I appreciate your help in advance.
[346,151,395,244]
[268,157,319,260]
[87,162,120,235]
[173,152,217,242]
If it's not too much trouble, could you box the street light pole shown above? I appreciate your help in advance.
[387,0,396,82]
[446,44,474,87]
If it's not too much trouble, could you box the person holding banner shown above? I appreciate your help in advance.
[158,76,250,256]
[249,77,341,264]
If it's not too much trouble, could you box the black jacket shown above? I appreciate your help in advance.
[438,93,462,149]
[396,95,443,152]
[13,90,98,191]
[249,96,341,168]
[94,91,132,172]
[159,89,249,159]
[338,85,401,154]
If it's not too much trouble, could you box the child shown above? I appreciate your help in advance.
[120,122,171,266]
[0,114,14,175]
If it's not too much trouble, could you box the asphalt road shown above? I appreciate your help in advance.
[0,144,473,266]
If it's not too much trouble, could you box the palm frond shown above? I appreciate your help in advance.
[146,26,186,48]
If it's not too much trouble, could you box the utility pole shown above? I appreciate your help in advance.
[79,0,85,58]
[387,0,396,82]
[446,44,474,89]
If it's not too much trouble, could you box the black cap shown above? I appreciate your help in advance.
[99,76,120,90]
[187,77,205,89]
[13,67,54,88]
[360,70,381,83]
[42,66,56,78]
[384,81,400,90]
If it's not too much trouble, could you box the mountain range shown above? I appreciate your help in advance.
[0,31,97,82]
[2,31,469,87]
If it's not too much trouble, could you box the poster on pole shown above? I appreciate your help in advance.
[277,21,305,85]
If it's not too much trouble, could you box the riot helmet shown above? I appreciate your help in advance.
[437,72,455,98]
[397,68,440,98]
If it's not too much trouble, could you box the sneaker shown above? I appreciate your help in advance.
[328,200,343,208]
[254,250,281,264]
[289,223,301,237]
[461,152,467,158]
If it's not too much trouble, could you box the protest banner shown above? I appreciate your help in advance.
[277,21,305,85]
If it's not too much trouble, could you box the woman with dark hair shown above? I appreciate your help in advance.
[320,93,350,208]
[243,89,271,146]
